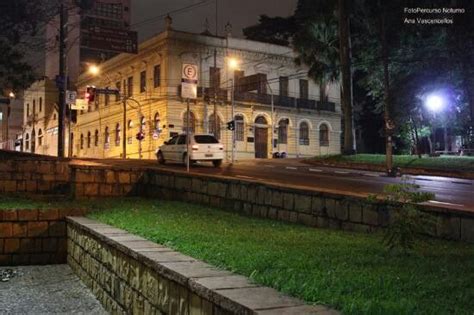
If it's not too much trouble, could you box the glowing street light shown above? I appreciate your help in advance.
[425,94,445,113]
[8,92,15,98]
[228,57,239,70]
[88,64,100,76]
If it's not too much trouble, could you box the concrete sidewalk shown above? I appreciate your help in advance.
[0,265,106,314]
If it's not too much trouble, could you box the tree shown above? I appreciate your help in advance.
[244,0,356,154]
[0,0,59,92]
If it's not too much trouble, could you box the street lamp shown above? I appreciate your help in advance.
[227,57,239,163]
[88,64,100,76]
[425,94,445,113]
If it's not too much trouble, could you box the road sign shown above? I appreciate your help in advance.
[66,91,77,105]
[181,63,198,99]
[81,26,138,54]
[71,99,88,111]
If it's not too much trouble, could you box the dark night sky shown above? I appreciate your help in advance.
[131,0,298,42]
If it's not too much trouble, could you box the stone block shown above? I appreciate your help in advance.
[282,193,295,211]
[42,238,58,252]
[243,203,252,215]
[4,180,17,192]
[76,171,95,183]
[294,194,312,213]
[25,180,37,192]
[100,184,114,196]
[27,221,49,237]
[12,223,28,237]
[4,238,20,253]
[278,210,290,221]
[38,209,59,221]
[20,238,41,253]
[175,177,192,191]
[118,172,131,184]
[190,293,202,315]
[461,218,474,242]
[349,204,362,223]
[289,211,298,223]
[0,210,17,221]
[49,221,67,237]
[362,205,379,226]
[436,216,461,240]
[256,186,266,204]
[311,196,325,215]
[0,223,12,237]
[11,254,30,265]
[239,184,248,201]
[271,191,283,208]
[84,183,99,197]
[297,213,317,227]
[267,208,278,220]
[18,209,38,221]
[325,199,338,218]
[335,202,349,221]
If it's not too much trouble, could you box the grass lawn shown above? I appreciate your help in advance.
[80,198,474,315]
[310,154,474,172]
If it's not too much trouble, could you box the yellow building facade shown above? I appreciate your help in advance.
[74,27,342,160]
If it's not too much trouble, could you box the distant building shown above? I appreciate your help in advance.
[20,0,131,155]
[45,0,131,83]
[74,21,342,160]
[21,79,73,156]
[0,97,23,151]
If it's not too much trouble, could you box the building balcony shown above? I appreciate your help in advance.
[177,85,337,112]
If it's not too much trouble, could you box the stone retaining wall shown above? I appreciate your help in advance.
[0,209,86,266]
[71,165,474,243]
[67,217,334,315]
[0,159,70,195]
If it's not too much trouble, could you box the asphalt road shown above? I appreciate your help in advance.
[76,158,474,212]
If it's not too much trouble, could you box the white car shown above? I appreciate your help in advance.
[156,134,224,167]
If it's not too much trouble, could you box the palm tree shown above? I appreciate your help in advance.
[293,21,339,105]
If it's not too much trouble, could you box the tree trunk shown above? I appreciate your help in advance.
[411,117,421,158]
[338,0,355,155]
[380,2,393,174]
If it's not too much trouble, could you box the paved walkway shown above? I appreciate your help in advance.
[0,265,106,314]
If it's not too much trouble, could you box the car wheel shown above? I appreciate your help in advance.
[212,159,222,168]
[157,151,165,164]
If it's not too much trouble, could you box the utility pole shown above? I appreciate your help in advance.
[57,3,67,157]
[122,97,127,159]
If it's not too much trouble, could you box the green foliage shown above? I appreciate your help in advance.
[312,154,474,172]
[1,196,474,314]
[380,182,435,253]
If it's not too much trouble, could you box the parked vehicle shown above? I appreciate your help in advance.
[156,134,224,167]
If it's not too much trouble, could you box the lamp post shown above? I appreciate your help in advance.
[227,57,239,163]
[424,92,446,154]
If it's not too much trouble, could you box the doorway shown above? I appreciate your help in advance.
[254,116,268,158]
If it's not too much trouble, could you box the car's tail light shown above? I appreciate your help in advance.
[192,145,199,151]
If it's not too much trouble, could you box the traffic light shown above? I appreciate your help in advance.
[227,120,235,131]
[85,86,96,103]
[136,131,145,141]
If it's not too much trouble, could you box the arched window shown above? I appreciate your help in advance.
[31,129,36,153]
[183,110,195,134]
[25,133,30,151]
[39,97,43,112]
[87,131,91,148]
[209,113,221,140]
[104,127,110,148]
[140,116,146,132]
[319,124,329,146]
[32,99,36,115]
[38,129,43,146]
[278,119,288,144]
[299,122,309,145]
[94,130,99,147]
[115,123,121,146]
[127,120,133,130]
[80,133,84,150]
[154,112,160,129]
[235,115,244,141]
[26,103,30,117]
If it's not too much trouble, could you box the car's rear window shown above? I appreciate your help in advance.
[194,135,219,144]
